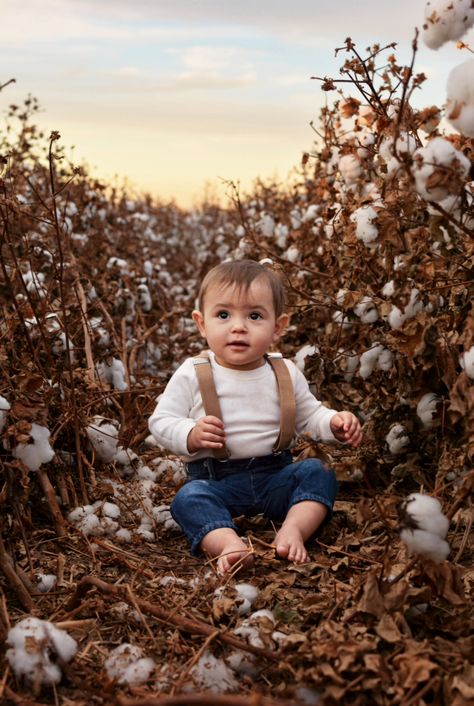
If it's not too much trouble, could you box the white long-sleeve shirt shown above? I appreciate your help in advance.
[148,352,338,462]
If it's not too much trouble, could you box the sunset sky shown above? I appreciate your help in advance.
[2,1,471,207]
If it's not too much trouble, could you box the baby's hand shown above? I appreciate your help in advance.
[330,412,362,448]
[187,415,226,453]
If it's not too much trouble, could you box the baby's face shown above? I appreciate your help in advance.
[192,277,288,370]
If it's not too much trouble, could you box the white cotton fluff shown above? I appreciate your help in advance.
[152,504,180,531]
[382,280,396,297]
[107,257,129,274]
[388,288,424,330]
[0,395,10,433]
[114,446,139,476]
[78,513,103,537]
[422,0,474,49]
[137,282,152,312]
[96,358,128,391]
[10,423,55,471]
[235,583,259,609]
[37,573,57,593]
[351,205,379,244]
[459,345,474,379]
[385,423,410,454]
[274,223,289,249]
[258,214,275,237]
[303,204,319,222]
[283,244,300,263]
[338,154,362,185]
[359,344,393,379]
[416,393,440,428]
[226,648,258,677]
[105,644,155,686]
[447,59,474,137]
[85,417,119,462]
[102,502,121,519]
[6,617,77,686]
[411,137,470,203]
[354,296,379,323]
[401,528,450,563]
[187,651,238,693]
[294,344,317,372]
[403,493,450,538]
[115,528,132,544]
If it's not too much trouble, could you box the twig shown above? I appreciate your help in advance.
[37,468,67,537]
[0,534,34,611]
[64,576,279,661]
[115,694,295,706]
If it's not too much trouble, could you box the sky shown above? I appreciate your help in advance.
[2,0,472,208]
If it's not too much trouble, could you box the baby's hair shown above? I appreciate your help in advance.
[197,260,286,317]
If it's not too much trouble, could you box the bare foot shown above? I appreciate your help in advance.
[274,522,309,563]
[273,500,328,564]
[200,527,254,574]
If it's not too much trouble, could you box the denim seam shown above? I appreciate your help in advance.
[290,493,334,511]
[191,520,236,555]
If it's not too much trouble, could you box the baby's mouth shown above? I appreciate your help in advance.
[227,340,249,348]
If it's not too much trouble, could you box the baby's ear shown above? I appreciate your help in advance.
[192,310,206,337]
[273,313,289,340]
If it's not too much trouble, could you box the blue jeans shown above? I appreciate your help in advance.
[171,452,338,555]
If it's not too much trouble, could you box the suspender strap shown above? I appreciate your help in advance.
[192,351,230,460]
[192,350,296,458]
[266,353,296,452]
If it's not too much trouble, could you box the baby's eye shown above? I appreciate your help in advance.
[217,310,229,320]
[249,312,263,320]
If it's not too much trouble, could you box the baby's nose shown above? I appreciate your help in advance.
[231,316,247,331]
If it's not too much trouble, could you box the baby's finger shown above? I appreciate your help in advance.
[203,415,225,429]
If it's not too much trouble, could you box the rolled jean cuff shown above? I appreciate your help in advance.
[190,520,237,556]
[289,493,336,521]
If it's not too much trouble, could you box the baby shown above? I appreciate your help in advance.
[149,260,362,573]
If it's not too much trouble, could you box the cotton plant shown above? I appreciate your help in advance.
[354,296,379,324]
[387,288,424,330]
[411,137,470,203]
[105,644,155,686]
[6,617,77,686]
[422,0,474,49]
[213,582,259,618]
[186,650,238,693]
[400,493,450,563]
[338,154,362,186]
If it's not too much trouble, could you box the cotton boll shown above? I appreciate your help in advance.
[388,305,406,330]
[37,573,57,593]
[354,296,379,323]
[359,344,384,379]
[385,424,409,454]
[248,609,276,624]
[351,205,379,244]
[102,502,121,519]
[459,345,474,379]
[446,59,474,137]
[382,280,395,297]
[303,204,319,222]
[6,617,77,686]
[137,283,152,312]
[233,624,265,649]
[100,517,120,535]
[86,417,119,463]
[411,137,470,203]
[226,649,258,677]
[422,0,474,50]
[294,344,317,372]
[78,514,103,537]
[235,583,259,607]
[187,651,238,693]
[115,528,132,543]
[400,528,450,563]
[136,527,155,541]
[274,223,289,249]
[417,393,440,428]
[403,493,450,538]
[338,154,362,186]
[283,244,300,263]
[105,644,155,686]
[0,395,10,433]
[11,423,55,471]
[258,213,275,237]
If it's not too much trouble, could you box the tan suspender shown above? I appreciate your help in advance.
[192,351,296,458]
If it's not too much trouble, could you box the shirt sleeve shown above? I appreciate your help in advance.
[289,361,338,443]
[148,360,198,456]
